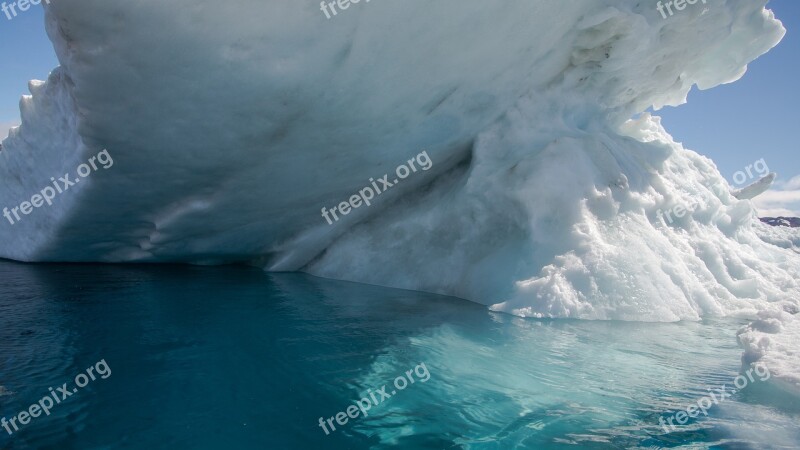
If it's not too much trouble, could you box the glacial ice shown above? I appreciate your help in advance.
[733,173,776,200]
[0,1,798,392]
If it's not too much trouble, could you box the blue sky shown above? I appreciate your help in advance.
[0,5,54,130]
[0,1,798,215]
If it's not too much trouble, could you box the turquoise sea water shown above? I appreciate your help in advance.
[0,261,798,449]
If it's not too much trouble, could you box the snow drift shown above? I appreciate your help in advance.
[1,0,798,390]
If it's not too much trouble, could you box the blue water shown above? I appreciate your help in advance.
[0,261,798,449]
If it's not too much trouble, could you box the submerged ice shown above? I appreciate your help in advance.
[0,1,798,392]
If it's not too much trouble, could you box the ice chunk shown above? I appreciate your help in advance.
[738,309,800,396]
[733,173,776,200]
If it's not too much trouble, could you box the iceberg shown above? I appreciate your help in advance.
[0,0,798,392]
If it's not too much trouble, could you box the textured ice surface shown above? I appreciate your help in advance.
[0,0,798,391]
[738,308,800,394]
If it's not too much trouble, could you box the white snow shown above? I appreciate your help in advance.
[0,0,797,392]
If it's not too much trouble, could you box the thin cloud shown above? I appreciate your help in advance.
[753,175,800,217]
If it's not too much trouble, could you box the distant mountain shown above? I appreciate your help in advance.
[760,217,800,228]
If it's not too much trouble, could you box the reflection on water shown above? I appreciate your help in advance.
[0,262,797,449]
